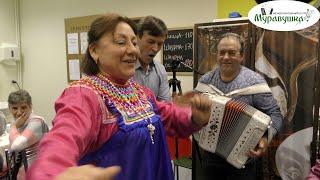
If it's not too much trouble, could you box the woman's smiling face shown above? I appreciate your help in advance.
[89,22,140,81]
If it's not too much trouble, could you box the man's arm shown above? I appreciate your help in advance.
[253,92,283,137]
[248,92,283,158]
[156,62,171,101]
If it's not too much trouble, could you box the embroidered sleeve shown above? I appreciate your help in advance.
[143,86,199,138]
[26,87,104,179]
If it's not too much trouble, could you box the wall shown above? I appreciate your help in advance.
[217,0,256,18]
[19,0,217,123]
[217,0,318,18]
[0,0,18,102]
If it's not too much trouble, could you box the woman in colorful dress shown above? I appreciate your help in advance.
[27,13,211,180]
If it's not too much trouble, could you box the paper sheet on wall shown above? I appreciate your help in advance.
[69,59,80,80]
[67,33,79,54]
[80,32,88,54]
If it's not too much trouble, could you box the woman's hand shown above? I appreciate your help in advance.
[189,93,212,127]
[55,165,121,180]
[172,91,196,106]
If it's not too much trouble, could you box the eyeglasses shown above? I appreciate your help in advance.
[218,50,240,57]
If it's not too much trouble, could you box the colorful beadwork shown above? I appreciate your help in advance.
[70,74,155,124]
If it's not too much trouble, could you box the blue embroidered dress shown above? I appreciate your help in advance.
[27,74,196,179]
[78,75,173,180]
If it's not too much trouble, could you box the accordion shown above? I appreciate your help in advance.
[194,92,271,169]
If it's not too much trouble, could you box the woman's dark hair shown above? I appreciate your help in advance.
[8,89,32,106]
[137,16,167,38]
[82,13,138,75]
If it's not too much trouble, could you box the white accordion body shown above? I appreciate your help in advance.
[194,84,272,169]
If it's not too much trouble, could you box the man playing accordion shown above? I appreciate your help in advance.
[194,33,283,180]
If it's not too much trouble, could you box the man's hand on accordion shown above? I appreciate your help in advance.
[248,137,268,158]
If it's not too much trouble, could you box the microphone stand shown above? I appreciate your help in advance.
[11,80,21,90]
[178,61,204,77]
[168,61,182,180]
[168,61,203,180]
[172,61,204,180]
[168,66,182,97]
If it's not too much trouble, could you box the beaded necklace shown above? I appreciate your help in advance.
[95,74,156,144]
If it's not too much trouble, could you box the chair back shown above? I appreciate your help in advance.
[3,149,28,180]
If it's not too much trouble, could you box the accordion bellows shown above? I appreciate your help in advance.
[194,93,271,169]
